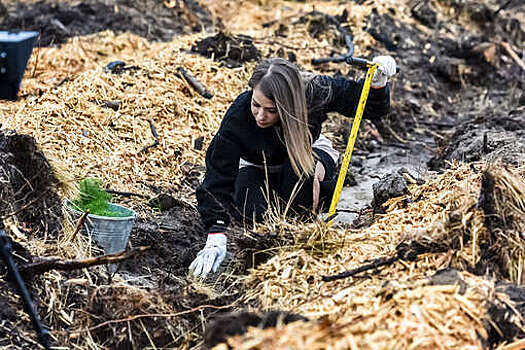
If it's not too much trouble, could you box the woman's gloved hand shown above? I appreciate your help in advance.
[189,233,227,277]
[371,56,397,88]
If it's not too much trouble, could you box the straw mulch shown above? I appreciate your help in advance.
[0,0,408,209]
[0,1,406,347]
[228,161,525,349]
[1,0,522,349]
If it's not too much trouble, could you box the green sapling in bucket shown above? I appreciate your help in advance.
[67,178,136,255]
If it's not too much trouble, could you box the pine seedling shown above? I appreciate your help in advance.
[72,178,121,217]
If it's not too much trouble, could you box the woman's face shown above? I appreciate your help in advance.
[251,86,280,128]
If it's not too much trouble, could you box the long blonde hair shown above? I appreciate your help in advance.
[248,58,315,178]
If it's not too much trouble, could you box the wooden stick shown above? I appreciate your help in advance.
[20,246,151,275]
[494,0,514,16]
[176,67,213,99]
[71,211,89,241]
[500,42,525,72]
[105,190,150,199]
[139,120,160,153]
[322,256,399,282]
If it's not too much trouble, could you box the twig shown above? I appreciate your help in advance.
[139,120,160,153]
[20,246,151,275]
[494,0,514,16]
[405,120,456,128]
[500,41,525,72]
[322,256,399,282]
[382,142,410,149]
[54,77,70,89]
[322,241,428,282]
[176,67,213,99]
[1,189,50,220]
[323,212,338,223]
[71,211,89,241]
[105,189,150,199]
[385,124,409,144]
[31,35,41,78]
[335,208,362,214]
[86,303,236,332]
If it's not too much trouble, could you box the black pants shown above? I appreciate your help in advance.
[233,149,337,224]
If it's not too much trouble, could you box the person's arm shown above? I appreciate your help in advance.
[324,76,390,123]
[196,126,241,233]
[323,56,396,123]
[191,104,243,278]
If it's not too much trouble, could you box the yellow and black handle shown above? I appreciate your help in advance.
[311,55,398,224]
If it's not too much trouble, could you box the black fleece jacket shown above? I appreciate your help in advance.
[196,75,391,233]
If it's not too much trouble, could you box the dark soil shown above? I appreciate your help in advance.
[203,310,308,349]
[0,130,63,349]
[428,110,525,169]
[0,130,63,238]
[0,0,215,46]
[361,3,524,145]
[111,200,289,348]
[191,31,261,68]
[487,283,525,345]
[120,201,206,288]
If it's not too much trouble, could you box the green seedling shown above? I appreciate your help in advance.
[71,178,129,217]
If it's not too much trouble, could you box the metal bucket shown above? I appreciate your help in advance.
[65,200,136,255]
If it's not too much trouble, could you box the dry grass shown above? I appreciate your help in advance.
[233,162,525,349]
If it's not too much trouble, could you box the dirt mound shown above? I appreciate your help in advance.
[204,310,308,349]
[429,109,525,169]
[191,31,260,68]
[1,0,214,46]
[0,130,63,348]
[0,130,63,237]
[120,201,205,285]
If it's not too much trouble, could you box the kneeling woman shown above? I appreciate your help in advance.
[190,56,396,277]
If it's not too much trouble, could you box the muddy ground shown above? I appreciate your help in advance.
[0,0,524,349]
[0,0,215,46]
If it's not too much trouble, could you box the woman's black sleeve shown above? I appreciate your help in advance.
[324,76,390,123]
[196,120,241,233]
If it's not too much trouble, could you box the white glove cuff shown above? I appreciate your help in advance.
[205,233,227,248]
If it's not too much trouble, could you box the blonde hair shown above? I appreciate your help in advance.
[248,58,315,178]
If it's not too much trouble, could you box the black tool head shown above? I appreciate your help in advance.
[0,31,38,101]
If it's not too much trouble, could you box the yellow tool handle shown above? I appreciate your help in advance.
[327,64,378,225]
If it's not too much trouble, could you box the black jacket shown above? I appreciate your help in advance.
[196,75,390,233]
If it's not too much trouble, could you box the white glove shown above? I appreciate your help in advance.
[371,56,397,88]
[189,233,227,277]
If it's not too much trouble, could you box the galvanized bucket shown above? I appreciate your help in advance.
[65,200,136,255]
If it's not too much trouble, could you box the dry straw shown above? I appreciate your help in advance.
[234,161,525,349]
[0,0,392,347]
[1,0,523,349]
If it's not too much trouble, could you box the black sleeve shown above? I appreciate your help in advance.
[196,119,241,234]
[324,75,390,124]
